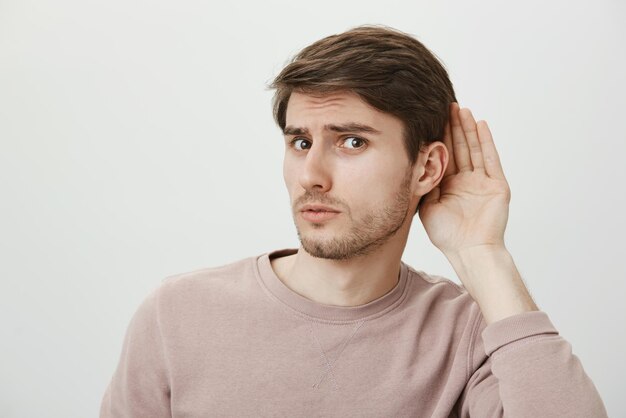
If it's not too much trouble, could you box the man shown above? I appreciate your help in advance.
[101,25,607,417]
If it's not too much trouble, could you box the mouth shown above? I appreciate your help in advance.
[299,205,341,222]
[300,204,341,213]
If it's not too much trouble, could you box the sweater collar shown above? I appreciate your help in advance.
[255,248,409,323]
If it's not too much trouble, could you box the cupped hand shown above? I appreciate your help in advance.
[418,103,511,255]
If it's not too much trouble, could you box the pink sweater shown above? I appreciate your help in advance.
[101,249,607,417]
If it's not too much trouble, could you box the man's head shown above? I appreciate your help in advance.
[269,25,452,260]
[270,25,456,166]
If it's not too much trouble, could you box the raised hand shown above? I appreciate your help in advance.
[418,103,539,323]
[418,102,511,256]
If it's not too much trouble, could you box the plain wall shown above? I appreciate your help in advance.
[1,0,625,416]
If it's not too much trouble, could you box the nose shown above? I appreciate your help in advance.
[298,143,332,193]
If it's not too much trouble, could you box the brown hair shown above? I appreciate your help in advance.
[269,24,456,165]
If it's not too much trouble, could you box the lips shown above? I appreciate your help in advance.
[299,204,341,222]
[300,204,340,213]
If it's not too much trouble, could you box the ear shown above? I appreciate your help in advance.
[411,141,449,197]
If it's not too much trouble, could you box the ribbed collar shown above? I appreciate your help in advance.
[255,248,410,323]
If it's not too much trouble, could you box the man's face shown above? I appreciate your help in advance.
[283,90,417,260]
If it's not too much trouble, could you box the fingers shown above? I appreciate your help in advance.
[476,120,506,180]
[459,108,485,172]
[449,103,472,172]
[448,104,503,178]
[443,103,457,178]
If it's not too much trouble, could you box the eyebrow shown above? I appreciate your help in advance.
[283,123,382,136]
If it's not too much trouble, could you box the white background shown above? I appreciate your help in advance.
[1,0,625,416]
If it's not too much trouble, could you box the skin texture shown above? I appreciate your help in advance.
[294,168,412,260]
[285,91,416,260]
[271,90,538,323]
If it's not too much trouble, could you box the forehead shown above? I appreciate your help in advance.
[285,91,403,132]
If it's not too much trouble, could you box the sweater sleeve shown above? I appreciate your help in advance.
[457,310,607,417]
[100,286,172,418]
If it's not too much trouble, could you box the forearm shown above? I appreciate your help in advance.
[444,245,538,325]
[461,309,608,417]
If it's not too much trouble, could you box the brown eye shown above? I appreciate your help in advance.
[292,138,312,150]
[342,137,366,149]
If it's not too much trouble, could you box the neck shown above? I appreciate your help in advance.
[271,222,411,307]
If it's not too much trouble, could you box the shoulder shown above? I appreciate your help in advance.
[402,264,483,331]
[405,264,469,301]
[152,254,261,311]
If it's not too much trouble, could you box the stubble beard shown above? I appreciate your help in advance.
[293,171,413,261]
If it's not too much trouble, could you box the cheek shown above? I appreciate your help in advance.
[348,165,408,207]
[282,157,299,197]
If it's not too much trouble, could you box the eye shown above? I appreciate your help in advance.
[291,138,312,151]
[341,136,366,150]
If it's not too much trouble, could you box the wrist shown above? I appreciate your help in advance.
[444,243,508,261]
[444,245,538,325]
[444,244,510,287]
